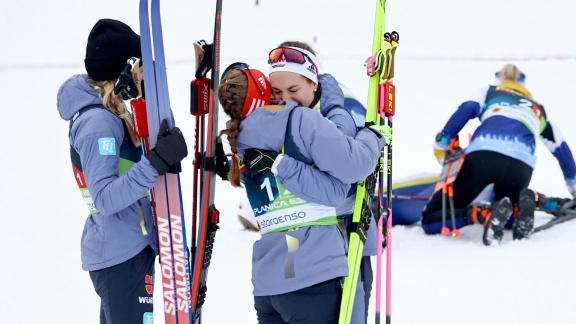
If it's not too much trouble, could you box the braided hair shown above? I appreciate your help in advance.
[218,69,248,187]
[86,76,141,147]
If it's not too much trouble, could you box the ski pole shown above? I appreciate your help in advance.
[447,185,461,237]
[441,185,450,235]
[378,30,399,324]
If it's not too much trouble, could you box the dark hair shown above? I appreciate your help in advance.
[217,69,249,187]
[278,40,316,56]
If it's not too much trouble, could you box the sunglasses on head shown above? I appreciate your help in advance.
[268,47,311,64]
[268,47,319,79]
[221,62,265,96]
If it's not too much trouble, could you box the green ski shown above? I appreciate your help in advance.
[338,1,388,323]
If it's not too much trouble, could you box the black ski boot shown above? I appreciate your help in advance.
[513,188,536,240]
[483,197,513,246]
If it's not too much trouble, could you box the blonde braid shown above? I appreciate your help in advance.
[87,77,141,147]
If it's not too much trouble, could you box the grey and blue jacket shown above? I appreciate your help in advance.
[293,74,379,256]
[57,74,159,271]
[236,99,384,296]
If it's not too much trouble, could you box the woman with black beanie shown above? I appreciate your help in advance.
[57,18,188,323]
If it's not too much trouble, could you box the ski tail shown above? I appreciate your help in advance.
[151,2,193,323]
[138,0,192,323]
[190,1,223,323]
[534,211,576,232]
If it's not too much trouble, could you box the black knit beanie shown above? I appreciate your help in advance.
[85,19,141,81]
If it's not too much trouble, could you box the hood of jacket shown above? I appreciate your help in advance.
[236,101,299,157]
[57,74,102,121]
[317,73,344,115]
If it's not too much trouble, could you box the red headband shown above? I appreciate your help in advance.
[237,68,271,118]
[221,63,272,119]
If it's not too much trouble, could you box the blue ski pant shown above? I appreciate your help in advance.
[352,256,373,324]
[254,277,342,324]
[89,245,156,324]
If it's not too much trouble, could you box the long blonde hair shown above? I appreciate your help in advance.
[497,64,524,82]
[217,69,249,187]
[86,77,141,147]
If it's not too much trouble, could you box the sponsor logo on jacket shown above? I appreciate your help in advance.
[98,137,116,155]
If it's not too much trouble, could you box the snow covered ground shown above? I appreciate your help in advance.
[1,0,576,323]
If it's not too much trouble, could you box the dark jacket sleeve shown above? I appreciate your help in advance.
[539,118,576,185]
[441,101,481,139]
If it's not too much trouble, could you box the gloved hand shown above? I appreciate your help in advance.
[561,199,576,213]
[537,191,575,215]
[215,140,230,181]
[537,192,568,211]
[243,148,279,178]
[146,119,188,175]
[365,122,392,146]
[567,183,576,200]
[433,132,459,165]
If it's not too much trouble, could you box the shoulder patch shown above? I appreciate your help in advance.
[98,138,116,155]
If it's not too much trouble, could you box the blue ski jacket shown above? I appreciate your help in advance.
[57,74,159,271]
[439,81,576,189]
[235,97,384,296]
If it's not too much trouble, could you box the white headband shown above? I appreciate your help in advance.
[268,46,319,84]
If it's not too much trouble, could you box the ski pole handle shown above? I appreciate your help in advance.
[191,78,211,116]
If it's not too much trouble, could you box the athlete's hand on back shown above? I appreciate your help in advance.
[244,148,279,179]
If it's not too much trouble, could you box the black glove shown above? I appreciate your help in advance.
[364,122,392,146]
[243,148,278,178]
[146,119,188,175]
[215,140,230,181]
[536,192,572,216]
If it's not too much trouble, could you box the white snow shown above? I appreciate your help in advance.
[1,0,576,323]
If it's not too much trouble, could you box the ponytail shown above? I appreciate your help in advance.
[86,76,141,147]
[497,64,524,83]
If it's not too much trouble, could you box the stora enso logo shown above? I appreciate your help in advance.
[98,138,116,155]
